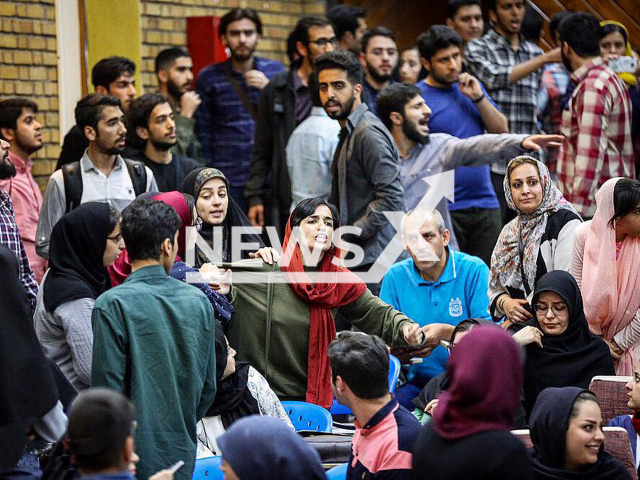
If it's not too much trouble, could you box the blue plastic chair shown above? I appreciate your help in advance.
[330,354,401,415]
[192,456,223,479]
[325,462,348,479]
[281,401,333,432]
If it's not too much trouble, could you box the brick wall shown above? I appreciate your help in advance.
[0,0,59,188]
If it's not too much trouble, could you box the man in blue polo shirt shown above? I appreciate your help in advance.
[417,25,507,265]
[380,207,490,409]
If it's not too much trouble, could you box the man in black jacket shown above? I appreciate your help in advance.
[245,15,336,237]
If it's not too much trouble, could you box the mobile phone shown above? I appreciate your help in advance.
[608,56,638,74]
[168,461,184,474]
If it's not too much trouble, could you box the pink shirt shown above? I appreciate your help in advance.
[0,151,46,281]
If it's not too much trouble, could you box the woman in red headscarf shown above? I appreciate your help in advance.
[226,197,424,408]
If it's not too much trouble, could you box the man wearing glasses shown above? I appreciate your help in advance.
[246,15,337,236]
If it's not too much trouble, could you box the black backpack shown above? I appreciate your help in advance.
[61,159,147,213]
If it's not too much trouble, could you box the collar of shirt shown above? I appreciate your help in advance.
[355,395,399,434]
[487,28,526,52]
[412,246,457,286]
[125,264,168,283]
[310,106,329,117]
[292,68,307,92]
[0,188,11,208]
[8,151,32,174]
[345,103,369,134]
[81,151,125,174]
[570,56,606,84]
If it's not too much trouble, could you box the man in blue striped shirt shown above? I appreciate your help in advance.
[195,8,284,212]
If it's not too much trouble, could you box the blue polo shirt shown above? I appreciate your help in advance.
[380,248,491,383]
[416,81,500,212]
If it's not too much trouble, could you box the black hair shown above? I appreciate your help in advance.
[326,5,366,41]
[125,93,170,150]
[417,25,463,62]
[569,391,600,418]
[121,198,180,261]
[609,179,640,228]
[328,332,389,399]
[361,26,396,54]
[291,15,333,47]
[75,94,122,134]
[314,50,364,87]
[107,205,121,234]
[308,72,322,108]
[450,319,481,344]
[290,197,340,230]
[286,30,301,66]
[0,98,38,139]
[521,6,543,43]
[447,0,483,19]
[91,57,136,90]
[219,7,263,36]
[487,0,498,13]
[376,82,422,131]
[558,12,601,58]
[66,388,135,472]
[181,192,196,224]
[600,23,628,45]
[549,10,573,44]
[155,47,190,73]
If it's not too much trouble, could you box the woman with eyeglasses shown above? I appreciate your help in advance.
[509,270,614,419]
[571,178,640,375]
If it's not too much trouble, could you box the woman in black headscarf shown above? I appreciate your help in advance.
[180,168,264,266]
[530,387,631,479]
[34,202,124,390]
[0,245,68,475]
[509,270,614,418]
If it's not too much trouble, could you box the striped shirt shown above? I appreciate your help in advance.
[557,57,635,218]
[195,57,285,188]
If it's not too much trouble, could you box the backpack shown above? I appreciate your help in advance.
[61,159,147,213]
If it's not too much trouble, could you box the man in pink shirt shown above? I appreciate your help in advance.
[0,98,46,281]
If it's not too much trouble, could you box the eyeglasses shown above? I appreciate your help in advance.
[309,37,339,48]
[533,303,568,315]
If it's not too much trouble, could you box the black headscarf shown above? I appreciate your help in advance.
[529,387,632,479]
[509,271,614,418]
[206,322,259,428]
[0,245,60,472]
[180,168,263,264]
[43,202,113,312]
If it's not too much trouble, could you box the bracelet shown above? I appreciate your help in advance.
[472,94,485,103]
[498,294,508,311]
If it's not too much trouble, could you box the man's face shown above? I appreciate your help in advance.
[92,105,127,155]
[222,18,260,62]
[318,68,360,121]
[427,45,463,86]
[164,56,194,99]
[361,35,398,84]
[144,102,176,151]
[400,94,431,144]
[626,366,640,411]
[403,213,449,272]
[301,25,337,65]
[0,139,16,180]
[12,107,43,155]
[490,0,525,36]
[354,17,368,46]
[447,5,484,43]
[106,73,136,112]
[561,41,574,72]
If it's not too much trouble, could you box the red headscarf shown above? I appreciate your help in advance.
[280,216,366,408]
[108,192,192,286]
[434,327,523,440]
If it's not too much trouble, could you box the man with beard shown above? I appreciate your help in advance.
[327,4,367,55]
[464,0,560,224]
[316,50,402,294]
[196,8,284,213]
[126,94,200,192]
[36,94,157,259]
[359,27,398,117]
[0,98,47,281]
[417,26,506,266]
[0,138,38,307]
[57,57,138,169]
[556,12,635,219]
[246,15,335,235]
[376,83,563,251]
[156,48,202,160]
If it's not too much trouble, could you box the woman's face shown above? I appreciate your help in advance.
[103,223,125,267]
[196,178,229,226]
[399,49,422,84]
[297,205,335,258]
[509,163,543,215]
[565,400,605,471]
[614,201,640,238]
[222,339,236,380]
[534,291,569,335]
[600,31,626,59]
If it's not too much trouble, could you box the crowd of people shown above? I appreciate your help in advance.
[2,0,640,479]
